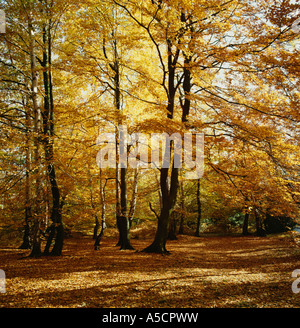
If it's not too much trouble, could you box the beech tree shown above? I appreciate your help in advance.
[112,0,299,250]
[0,0,71,256]
[0,0,299,256]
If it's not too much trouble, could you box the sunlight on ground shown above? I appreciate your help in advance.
[1,235,300,308]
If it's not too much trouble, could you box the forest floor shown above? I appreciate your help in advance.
[0,232,300,308]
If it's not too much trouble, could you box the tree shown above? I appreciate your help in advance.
[0,0,299,255]
[28,14,43,258]
[195,179,202,237]
[113,0,247,252]
[94,169,107,250]
[0,0,73,256]
[40,0,65,256]
[19,94,32,249]
[113,0,183,253]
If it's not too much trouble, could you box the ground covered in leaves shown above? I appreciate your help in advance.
[0,233,300,308]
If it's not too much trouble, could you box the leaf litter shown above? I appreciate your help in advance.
[0,233,300,308]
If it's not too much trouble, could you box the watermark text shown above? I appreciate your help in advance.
[0,10,5,34]
[0,269,5,293]
[96,126,204,179]
[292,269,300,294]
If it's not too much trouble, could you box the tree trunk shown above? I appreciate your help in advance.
[44,224,55,255]
[255,209,266,237]
[88,164,99,240]
[128,167,139,226]
[178,176,185,234]
[94,226,104,251]
[143,163,179,253]
[143,38,180,254]
[19,207,31,250]
[28,21,42,258]
[117,164,134,249]
[115,137,134,249]
[30,219,42,258]
[195,179,202,237]
[94,169,107,250]
[43,164,64,256]
[143,201,172,254]
[117,215,134,249]
[41,19,64,256]
[115,125,122,246]
[108,37,134,250]
[168,211,177,240]
[114,142,133,250]
[50,220,64,256]
[94,219,106,250]
[181,54,192,123]
[181,12,193,123]
[181,18,194,235]
[20,99,32,250]
[93,216,100,240]
[242,213,250,236]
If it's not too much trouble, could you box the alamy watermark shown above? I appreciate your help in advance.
[292,269,300,294]
[0,270,5,293]
[291,8,300,33]
[0,10,5,34]
[292,17,300,33]
[96,126,204,179]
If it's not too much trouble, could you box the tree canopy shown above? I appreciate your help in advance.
[0,0,299,254]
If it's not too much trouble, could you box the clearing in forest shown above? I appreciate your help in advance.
[0,233,299,308]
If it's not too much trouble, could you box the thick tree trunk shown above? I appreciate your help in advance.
[93,217,100,240]
[143,164,179,253]
[19,207,32,250]
[117,165,134,249]
[50,220,64,256]
[117,215,134,250]
[43,165,64,256]
[255,209,266,237]
[44,224,55,255]
[168,211,177,240]
[116,148,134,249]
[143,39,180,254]
[30,219,42,258]
[242,213,250,236]
[143,202,172,254]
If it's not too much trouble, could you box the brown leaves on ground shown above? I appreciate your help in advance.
[0,233,300,308]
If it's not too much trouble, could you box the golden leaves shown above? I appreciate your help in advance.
[1,234,300,308]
